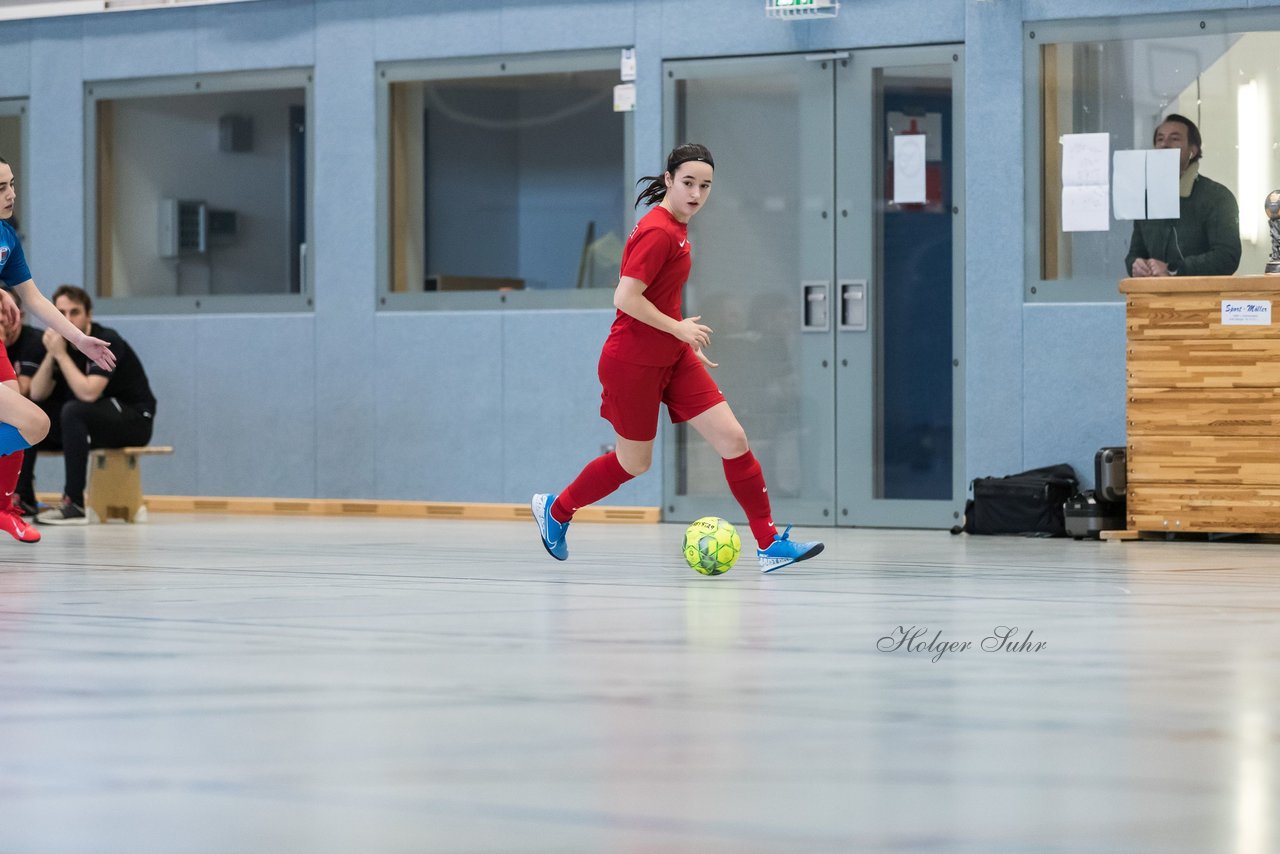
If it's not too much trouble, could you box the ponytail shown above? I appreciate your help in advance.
[633,143,715,208]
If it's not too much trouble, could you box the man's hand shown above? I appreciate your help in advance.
[1131,258,1154,277]
[1147,258,1171,277]
[694,347,718,369]
[42,326,67,356]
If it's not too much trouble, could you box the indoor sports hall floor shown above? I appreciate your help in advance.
[1,514,1276,853]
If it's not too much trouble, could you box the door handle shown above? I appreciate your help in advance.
[801,281,831,332]
[839,279,867,331]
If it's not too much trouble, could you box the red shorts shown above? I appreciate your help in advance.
[598,347,725,441]
[0,340,13,384]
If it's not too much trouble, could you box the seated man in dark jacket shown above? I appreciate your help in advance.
[19,285,156,525]
[1125,113,1241,278]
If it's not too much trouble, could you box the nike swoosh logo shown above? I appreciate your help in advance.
[679,240,687,247]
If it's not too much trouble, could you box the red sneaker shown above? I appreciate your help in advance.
[0,507,40,543]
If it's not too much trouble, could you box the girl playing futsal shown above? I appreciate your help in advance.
[0,157,116,542]
[533,144,823,572]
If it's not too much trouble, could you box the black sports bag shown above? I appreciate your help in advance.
[957,463,1079,537]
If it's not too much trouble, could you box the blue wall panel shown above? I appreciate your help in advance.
[501,0,634,51]
[372,312,505,501]
[964,0,1026,479]
[501,309,662,507]
[373,0,503,61]
[194,315,316,497]
[81,9,197,80]
[313,0,378,499]
[27,18,84,288]
[104,316,200,496]
[0,22,32,97]
[1025,0,1240,20]
[1022,304,1127,489]
[194,0,315,72]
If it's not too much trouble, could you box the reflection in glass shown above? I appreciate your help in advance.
[388,71,624,294]
[1039,31,1280,285]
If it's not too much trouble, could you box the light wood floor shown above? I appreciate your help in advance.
[0,514,1276,853]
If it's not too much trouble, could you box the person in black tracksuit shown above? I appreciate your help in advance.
[19,285,155,524]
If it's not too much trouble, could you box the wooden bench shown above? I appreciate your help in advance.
[38,446,174,523]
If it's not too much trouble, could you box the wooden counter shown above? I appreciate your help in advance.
[1121,275,1280,534]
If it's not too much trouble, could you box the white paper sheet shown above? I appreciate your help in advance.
[1145,148,1181,219]
[1061,133,1110,232]
[1062,185,1110,232]
[612,83,636,113]
[1062,133,1109,187]
[893,134,926,204]
[1111,150,1148,220]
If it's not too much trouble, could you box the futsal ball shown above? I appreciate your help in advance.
[683,516,741,576]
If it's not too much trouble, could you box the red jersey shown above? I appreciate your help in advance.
[601,205,692,366]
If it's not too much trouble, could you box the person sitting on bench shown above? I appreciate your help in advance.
[18,285,156,525]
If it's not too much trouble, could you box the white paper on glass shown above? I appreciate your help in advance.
[1060,133,1110,232]
[620,48,636,82]
[613,83,636,113]
[1146,148,1181,219]
[893,134,927,204]
[1111,150,1148,220]
[1062,133,1109,186]
[1062,185,1110,233]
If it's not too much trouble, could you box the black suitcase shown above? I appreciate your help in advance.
[1064,490,1125,540]
[1095,446,1126,503]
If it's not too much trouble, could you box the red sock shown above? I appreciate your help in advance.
[0,450,22,507]
[722,450,777,550]
[552,452,635,522]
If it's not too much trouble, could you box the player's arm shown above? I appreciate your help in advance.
[613,276,711,349]
[10,280,116,371]
[29,347,57,402]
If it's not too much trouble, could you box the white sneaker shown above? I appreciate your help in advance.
[36,498,89,526]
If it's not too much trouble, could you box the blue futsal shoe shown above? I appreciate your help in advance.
[757,525,824,573]
[532,493,569,561]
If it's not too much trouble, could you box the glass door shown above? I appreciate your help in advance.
[662,47,964,529]
[835,46,965,528]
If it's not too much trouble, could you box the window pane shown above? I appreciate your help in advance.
[97,86,306,297]
[1037,28,1279,289]
[389,70,625,293]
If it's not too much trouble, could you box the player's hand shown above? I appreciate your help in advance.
[674,315,712,350]
[693,347,718,369]
[74,334,116,372]
[42,326,68,355]
[1130,258,1153,277]
[0,291,17,331]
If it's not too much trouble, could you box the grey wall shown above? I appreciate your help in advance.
[11,0,1280,509]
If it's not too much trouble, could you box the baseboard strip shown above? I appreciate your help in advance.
[33,493,661,524]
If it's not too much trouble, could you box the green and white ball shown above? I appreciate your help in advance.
[683,516,741,576]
